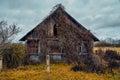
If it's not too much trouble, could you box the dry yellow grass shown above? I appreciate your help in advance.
[94,47,120,54]
[0,64,120,80]
[0,47,120,80]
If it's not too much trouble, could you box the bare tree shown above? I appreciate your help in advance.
[0,20,21,69]
[0,20,21,51]
[0,20,21,52]
[0,21,20,44]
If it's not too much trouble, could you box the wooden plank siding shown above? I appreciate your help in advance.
[19,5,99,63]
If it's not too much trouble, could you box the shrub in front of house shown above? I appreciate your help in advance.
[104,50,120,68]
[71,49,120,73]
[2,43,24,69]
[71,54,106,73]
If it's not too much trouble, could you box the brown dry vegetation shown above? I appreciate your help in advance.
[94,47,120,54]
[0,47,120,80]
[0,64,120,80]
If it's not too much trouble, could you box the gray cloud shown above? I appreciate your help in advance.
[0,0,120,41]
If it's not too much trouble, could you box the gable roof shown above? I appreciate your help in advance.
[20,5,99,41]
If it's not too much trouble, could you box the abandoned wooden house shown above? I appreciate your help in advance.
[20,4,99,63]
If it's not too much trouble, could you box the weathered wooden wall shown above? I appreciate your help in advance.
[22,7,96,63]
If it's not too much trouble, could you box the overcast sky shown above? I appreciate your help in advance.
[0,0,120,42]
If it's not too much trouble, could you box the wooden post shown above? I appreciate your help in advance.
[46,55,50,72]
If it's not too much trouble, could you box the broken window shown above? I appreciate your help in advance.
[47,41,61,54]
[27,40,38,54]
[82,43,89,54]
[84,43,89,53]
[79,41,89,55]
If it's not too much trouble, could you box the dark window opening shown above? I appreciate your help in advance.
[80,43,82,52]
[84,43,89,53]
[53,24,58,37]
[79,42,82,55]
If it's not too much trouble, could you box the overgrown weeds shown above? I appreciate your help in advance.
[0,64,120,80]
[71,49,120,74]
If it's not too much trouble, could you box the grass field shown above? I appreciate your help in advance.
[0,64,120,80]
[94,47,120,54]
[0,47,120,80]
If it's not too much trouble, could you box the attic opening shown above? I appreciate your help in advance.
[53,24,58,37]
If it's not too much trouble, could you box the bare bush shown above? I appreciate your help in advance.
[2,43,24,69]
[72,49,120,73]
[71,54,106,73]
[104,50,120,68]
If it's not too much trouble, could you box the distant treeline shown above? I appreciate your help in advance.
[94,38,120,47]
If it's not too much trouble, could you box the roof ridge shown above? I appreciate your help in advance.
[51,4,65,13]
